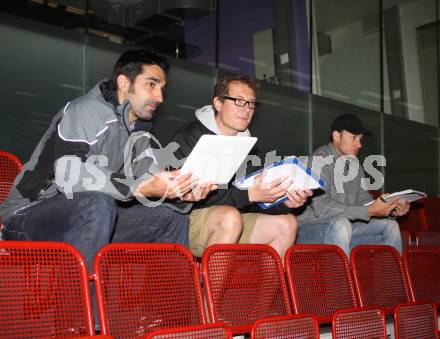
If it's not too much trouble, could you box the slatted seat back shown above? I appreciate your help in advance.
[0,241,95,338]
[285,244,358,323]
[94,243,205,338]
[202,244,291,333]
[350,245,411,313]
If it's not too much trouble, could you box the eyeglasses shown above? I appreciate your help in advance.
[222,95,258,109]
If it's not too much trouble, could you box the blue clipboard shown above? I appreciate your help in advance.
[234,156,325,209]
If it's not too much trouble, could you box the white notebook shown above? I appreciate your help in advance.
[180,134,257,184]
[364,189,427,206]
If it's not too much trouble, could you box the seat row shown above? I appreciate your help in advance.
[401,230,440,248]
[0,241,439,338]
[397,196,440,233]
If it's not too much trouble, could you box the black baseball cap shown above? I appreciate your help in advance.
[331,114,372,136]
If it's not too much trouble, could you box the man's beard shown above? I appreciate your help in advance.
[136,108,155,121]
[135,100,158,121]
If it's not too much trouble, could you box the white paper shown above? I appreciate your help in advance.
[235,157,323,190]
[363,189,427,206]
[234,156,325,209]
[180,134,257,184]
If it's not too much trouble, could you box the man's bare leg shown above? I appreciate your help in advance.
[205,205,243,247]
[248,213,298,262]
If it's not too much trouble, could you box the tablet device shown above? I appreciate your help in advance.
[180,134,257,184]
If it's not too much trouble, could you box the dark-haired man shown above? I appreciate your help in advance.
[173,74,311,259]
[297,114,409,255]
[1,49,213,270]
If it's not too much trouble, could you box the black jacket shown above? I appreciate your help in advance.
[173,117,290,214]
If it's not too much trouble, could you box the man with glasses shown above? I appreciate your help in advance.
[172,74,312,259]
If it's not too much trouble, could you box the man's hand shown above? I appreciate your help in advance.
[390,200,410,217]
[367,196,399,217]
[283,188,313,208]
[248,172,291,203]
[181,183,217,202]
[134,170,195,200]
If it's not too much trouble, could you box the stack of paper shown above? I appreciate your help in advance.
[234,156,325,209]
[363,189,427,206]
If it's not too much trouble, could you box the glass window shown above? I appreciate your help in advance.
[0,11,85,161]
[88,0,217,68]
[218,0,310,91]
[312,0,381,111]
[382,0,438,126]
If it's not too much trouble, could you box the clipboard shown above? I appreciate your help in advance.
[234,156,325,209]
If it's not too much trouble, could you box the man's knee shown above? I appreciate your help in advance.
[272,214,298,242]
[75,192,116,217]
[208,206,243,240]
[385,219,400,233]
[327,217,352,254]
[68,192,117,239]
[330,217,352,239]
[382,219,402,253]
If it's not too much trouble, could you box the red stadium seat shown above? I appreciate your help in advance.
[420,196,440,231]
[0,151,22,229]
[285,244,358,323]
[94,243,206,338]
[394,302,439,339]
[415,230,440,246]
[403,246,440,304]
[202,244,291,334]
[251,314,319,339]
[400,230,412,250]
[0,241,95,338]
[332,307,387,339]
[145,323,233,339]
[396,202,426,235]
[76,336,113,339]
[0,150,22,203]
[350,245,411,314]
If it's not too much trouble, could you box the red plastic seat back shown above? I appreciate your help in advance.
[394,302,439,339]
[202,244,291,333]
[0,150,22,203]
[350,245,411,313]
[396,203,425,234]
[145,323,233,339]
[421,196,440,231]
[94,243,206,338]
[415,230,440,246]
[332,307,387,339]
[251,315,319,339]
[403,246,440,303]
[0,241,95,338]
[285,244,358,323]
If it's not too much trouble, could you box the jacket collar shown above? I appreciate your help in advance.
[95,79,152,132]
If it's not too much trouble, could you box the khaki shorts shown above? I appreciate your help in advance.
[189,206,259,257]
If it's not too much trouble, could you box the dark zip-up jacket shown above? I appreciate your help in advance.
[1,80,189,221]
[172,105,290,214]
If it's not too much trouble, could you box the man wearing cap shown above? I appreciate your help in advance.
[296,114,410,255]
